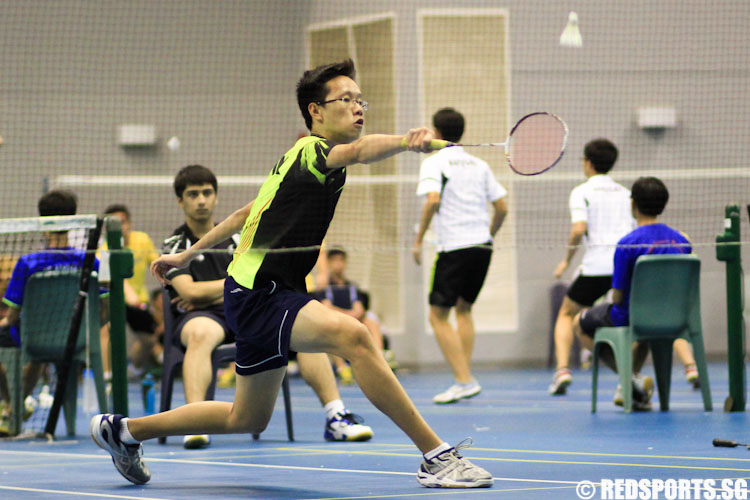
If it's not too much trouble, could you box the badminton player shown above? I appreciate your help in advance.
[91,59,493,489]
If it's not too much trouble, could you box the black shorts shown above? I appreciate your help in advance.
[579,303,615,337]
[174,309,234,348]
[430,243,492,308]
[224,276,313,376]
[566,275,612,307]
[0,324,19,347]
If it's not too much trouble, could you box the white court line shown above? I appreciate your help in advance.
[0,485,169,500]
[0,449,580,486]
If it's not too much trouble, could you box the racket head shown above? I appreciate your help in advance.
[505,112,569,176]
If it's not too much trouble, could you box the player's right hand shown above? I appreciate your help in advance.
[151,252,191,284]
[403,127,435,153]
[412,242,423,265]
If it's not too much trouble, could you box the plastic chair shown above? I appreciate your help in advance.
[591,254,712,413]
[2,270,107,436]
[158,288,293,443]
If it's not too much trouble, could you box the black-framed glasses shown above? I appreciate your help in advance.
[317,96,368,111]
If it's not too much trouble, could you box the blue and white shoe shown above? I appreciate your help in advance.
[417,439,493,488]
[90,414,151,485]
[324,411,373,442]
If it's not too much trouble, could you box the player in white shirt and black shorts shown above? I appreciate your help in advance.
[549,139,635,395]
[413,108,508,404]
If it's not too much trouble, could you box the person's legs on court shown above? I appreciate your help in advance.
[178,315,227,448]
[296,351,373,441]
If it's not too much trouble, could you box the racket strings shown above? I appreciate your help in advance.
[507,113,568,175]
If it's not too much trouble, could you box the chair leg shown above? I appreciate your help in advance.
[614,345,633,414]
[158,361,179,445]
[650,339,674,411]
[282,373,294,441]
[690,333,713,411]
[2,348,23,435]
[591,343,600,413]
[62,363,79,436]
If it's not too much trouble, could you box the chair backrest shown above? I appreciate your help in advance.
[628,254,700,339]
[20,269,100,362]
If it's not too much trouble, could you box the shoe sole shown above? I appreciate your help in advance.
[183,436,211,449]
[549,378,571,396]
[324,430,373,442]
[417,474,494,488]
[434,387,482,405]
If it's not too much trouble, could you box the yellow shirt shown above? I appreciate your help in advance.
[102,231,158,304]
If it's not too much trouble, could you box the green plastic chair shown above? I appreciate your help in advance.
[591,254,712,413]
[3,269,107,435]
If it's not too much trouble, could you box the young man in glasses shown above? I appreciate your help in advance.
[91,59,494,489]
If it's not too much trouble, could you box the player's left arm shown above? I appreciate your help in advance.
[611,289,624,305]
[326,128,435,169]
[1,306,19,326]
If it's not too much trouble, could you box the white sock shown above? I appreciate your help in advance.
[119,418,139,445]
[424,442,452,461]
[324,399,346,420]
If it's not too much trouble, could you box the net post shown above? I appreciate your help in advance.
[716,204,745,412]
[106,216,134,416]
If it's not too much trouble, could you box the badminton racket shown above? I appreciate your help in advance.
[713,438,750,449]
[405,112,569,176]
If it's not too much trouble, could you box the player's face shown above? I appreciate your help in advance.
[179,183,217,223]
[316,76,365,144]
[328,253,347,278]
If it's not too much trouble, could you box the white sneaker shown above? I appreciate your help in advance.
[183,434,211,449]
[324,411,373,441]
[433,381,481,404]
[90,414,151,485]
[548,369,572,395]
[613,375,654,411]
[417,439,493,488]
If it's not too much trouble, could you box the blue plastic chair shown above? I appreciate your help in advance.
[591,254,712,413]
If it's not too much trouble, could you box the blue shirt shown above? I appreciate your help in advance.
[2,248,99,346]
[610,224,691,326]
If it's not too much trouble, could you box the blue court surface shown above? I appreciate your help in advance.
[2,363,750,499]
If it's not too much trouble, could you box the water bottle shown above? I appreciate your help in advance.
[82,369,97,415]
[141,373,155,415]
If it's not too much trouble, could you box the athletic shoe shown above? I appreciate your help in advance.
[433,380,481,404]
[23,395,36,421]
[0,416,11,437]
[685,364,700,389]
[183,434,211,449]
[217,369,236,388]
[548,368,572,395]
[324,411,373,441]
[90,414,151,485]
[417,439,493,488]
[613,375,654,411]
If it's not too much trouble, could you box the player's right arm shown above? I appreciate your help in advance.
[151,200,254,283]
[326,128,435,169]
[413,192,440,265]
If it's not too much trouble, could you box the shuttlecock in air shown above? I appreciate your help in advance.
[559,11,583,48]
[166,136,181,151]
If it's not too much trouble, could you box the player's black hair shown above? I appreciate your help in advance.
[432,108,465,143]
[104,203,130,220]
[297,59,357,130]
[583,138,618,174]
[38,189,77,217]
[326,247,347,259]
[173,165,218,198]
[631,176,669,216]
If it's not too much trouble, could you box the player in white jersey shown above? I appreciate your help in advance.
[549,139,635,395]
[413,108,508,404]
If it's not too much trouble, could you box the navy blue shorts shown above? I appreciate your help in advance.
[224,276,313,376]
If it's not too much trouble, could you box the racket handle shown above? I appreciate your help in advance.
[400,137,452,150]
[713,438,739,448]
